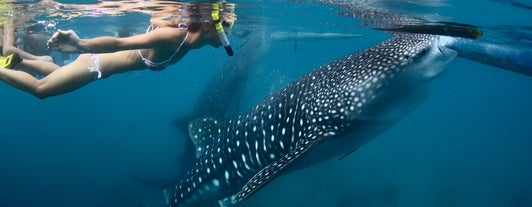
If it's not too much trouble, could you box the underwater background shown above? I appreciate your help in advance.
[0,0,531,207]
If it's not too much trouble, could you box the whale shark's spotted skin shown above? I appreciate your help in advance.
[167,34,456,207]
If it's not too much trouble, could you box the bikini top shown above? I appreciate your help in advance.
[137,25,189,71]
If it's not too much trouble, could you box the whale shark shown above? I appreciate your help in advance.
[165,33,457,207]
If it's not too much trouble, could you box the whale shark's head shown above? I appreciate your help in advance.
[324,34,457,123]
[407,35,457,79]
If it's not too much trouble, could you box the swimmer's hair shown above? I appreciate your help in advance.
[159,2,236,32]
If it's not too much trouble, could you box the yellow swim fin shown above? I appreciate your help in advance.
[0,53,22,69]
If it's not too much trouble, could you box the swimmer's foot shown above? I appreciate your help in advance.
[0,53,22,69]
[35,55,54,62]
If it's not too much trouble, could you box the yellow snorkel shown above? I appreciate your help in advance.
[212,2,234,56]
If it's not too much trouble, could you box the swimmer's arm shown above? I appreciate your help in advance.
[48,28,179,53]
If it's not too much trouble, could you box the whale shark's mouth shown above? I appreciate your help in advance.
[408,37,457,79]
[423,45,457,78]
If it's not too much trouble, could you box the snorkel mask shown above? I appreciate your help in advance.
[211,2,234,56]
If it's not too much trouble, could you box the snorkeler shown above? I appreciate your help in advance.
[0,2,236,99]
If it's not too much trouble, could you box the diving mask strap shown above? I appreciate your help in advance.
[212,3,233,56]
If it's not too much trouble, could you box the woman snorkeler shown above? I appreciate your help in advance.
[0,2,236,99]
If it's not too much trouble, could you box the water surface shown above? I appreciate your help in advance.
[0,1,530,207]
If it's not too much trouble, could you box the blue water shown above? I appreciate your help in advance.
[1,0,531,207]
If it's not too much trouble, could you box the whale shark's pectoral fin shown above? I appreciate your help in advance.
[231,132,329,204]
[188,118,223,158]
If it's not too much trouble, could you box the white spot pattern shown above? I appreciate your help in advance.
[171,34,443,206]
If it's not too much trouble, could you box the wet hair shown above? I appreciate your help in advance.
[163,2,236,32]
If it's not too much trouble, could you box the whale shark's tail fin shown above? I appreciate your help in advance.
[447,38,532,76]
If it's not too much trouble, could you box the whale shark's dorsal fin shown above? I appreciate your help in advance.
[231,131,337,204]
[188,118,223,158]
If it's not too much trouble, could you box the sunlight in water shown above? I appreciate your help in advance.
[0,1,530,207]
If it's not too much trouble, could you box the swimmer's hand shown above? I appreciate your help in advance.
[47,30,82,53]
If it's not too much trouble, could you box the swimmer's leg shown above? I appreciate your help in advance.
[0,54,96,99]
[3,46,54,62]
[17,59,60,75]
